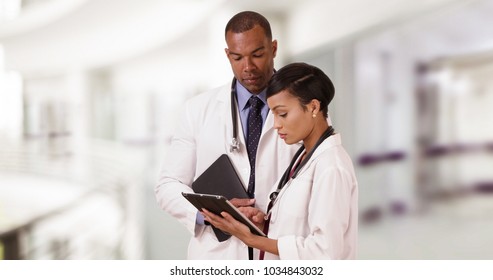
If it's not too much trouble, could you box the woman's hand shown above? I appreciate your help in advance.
[229,198,255,208]
[202,208,279,256]
[238,206,266,230]
[227,199,266,229]
[201,209,253,241]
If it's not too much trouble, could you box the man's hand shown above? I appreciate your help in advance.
[229,198,255,207]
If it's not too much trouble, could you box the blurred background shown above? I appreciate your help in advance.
[1,0,493,260]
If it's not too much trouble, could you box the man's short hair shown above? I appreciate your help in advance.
[225,11,272,40]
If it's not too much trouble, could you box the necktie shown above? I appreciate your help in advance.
[246,95,263,260]
[246,96,263,198]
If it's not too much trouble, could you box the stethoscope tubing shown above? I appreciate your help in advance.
[230,78,240,152]
[266,126,335,216]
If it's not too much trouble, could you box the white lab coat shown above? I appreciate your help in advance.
[155,83,299,259]
[263,134,358,260]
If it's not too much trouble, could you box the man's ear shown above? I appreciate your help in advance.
[272,40,278,58]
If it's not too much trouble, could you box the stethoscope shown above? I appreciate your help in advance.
[265,125,335,219]
[230,71,277,152]
[229,77,241,152]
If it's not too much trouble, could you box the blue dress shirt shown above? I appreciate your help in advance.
[235,81,269,139]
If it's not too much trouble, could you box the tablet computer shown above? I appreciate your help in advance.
[182,192,266,237]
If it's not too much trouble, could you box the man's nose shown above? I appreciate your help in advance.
[244,57,255,71]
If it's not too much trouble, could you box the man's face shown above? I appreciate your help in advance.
[225,25,277,94]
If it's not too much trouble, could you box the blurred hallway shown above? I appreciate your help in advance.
[1,0,493,259]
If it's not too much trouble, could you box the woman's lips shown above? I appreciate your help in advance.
[278,133,286,140]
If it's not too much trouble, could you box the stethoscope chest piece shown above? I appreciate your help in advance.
[230,137,240,152]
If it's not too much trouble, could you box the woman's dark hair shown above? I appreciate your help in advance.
[267,62,335,118]
[225,11,272,40]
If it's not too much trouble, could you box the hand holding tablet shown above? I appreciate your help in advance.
[182,192,266,237]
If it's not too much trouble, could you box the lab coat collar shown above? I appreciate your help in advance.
[297,133,342,174]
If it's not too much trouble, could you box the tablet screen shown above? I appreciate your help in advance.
[182,192,265,237]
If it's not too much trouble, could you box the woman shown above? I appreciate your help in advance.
[202,62,358,260]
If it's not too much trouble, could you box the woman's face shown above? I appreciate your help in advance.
[267,90,314,145]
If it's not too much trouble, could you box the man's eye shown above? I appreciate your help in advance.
[231,55,241,61]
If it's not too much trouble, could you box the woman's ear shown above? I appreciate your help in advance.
[310,99,321,115]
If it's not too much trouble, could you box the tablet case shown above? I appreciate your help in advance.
[191,154,249,241]
[192,154,248,199]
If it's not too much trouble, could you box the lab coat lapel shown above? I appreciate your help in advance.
[217,87,230,144]
[217,87,248,153]
[262,110,275,138]
[217,85,250,188]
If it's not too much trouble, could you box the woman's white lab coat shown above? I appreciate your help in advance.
[263,134,358,260]
[155,83,299,259]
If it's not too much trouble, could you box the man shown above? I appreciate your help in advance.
[155,11,298,259]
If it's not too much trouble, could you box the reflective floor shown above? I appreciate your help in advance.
[359,194,493,259]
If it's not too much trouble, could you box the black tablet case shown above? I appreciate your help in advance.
[191,154,249,241]
[192,154,248,199]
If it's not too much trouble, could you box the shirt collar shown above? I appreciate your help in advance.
[235,80,268,111]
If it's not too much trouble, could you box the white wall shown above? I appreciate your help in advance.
[285,0,462,55]
[0,0,224,74]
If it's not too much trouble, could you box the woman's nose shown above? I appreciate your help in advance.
[273,118,281,129]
